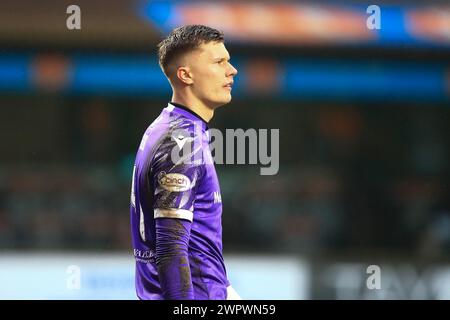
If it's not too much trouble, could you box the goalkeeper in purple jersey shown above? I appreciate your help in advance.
[130,25,240,300]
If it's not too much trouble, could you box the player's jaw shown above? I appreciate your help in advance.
[196,77,235,109]
[204,81,233,107]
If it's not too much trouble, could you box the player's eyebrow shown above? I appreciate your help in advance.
[213,56,230,62]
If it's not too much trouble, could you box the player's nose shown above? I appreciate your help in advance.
[228,63,238,77]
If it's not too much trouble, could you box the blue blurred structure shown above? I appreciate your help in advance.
[0,54,448,101]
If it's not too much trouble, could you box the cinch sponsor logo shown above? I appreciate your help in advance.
[133,249,155,259]
[158,171,191,192]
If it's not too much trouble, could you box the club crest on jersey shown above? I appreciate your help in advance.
[157,171,191,192]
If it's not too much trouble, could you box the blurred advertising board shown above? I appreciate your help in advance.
[0,253,308,299]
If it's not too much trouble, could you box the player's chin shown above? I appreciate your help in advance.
[221,92,233,104]
[212,93,232,109]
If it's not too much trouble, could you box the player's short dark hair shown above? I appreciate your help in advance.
[157,25,224,78]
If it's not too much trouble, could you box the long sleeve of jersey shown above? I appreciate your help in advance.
[155,217,194,299]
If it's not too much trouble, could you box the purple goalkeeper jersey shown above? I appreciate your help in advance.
[130,103,229,300]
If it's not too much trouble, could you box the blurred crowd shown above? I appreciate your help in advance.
[0,165,129,250]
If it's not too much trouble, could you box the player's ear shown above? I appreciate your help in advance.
[176,66,194,85]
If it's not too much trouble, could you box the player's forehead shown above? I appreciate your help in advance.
[196,41,230,60]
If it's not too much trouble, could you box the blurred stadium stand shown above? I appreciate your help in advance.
[0,0,449,299]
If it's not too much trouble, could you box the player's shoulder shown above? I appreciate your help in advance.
[170,111,204,137]
[166,106,207,146]
[150,109,206,170]
[150,106,202,134]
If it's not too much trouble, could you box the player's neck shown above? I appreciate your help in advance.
[171,94,214,123]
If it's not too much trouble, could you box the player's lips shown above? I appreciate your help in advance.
[224,81,234,91]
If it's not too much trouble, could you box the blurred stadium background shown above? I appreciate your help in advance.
[0,0,449,299]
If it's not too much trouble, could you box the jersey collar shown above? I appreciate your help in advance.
[167,102,209,131]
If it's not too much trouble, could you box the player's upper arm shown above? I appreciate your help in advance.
[150,128,204,223]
